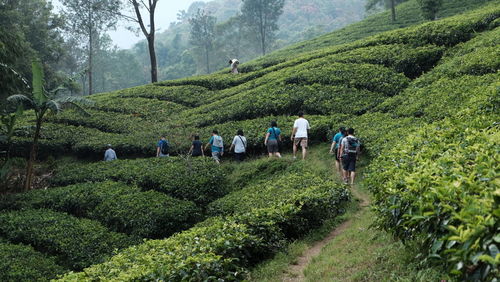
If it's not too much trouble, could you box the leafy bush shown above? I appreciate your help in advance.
[50,157,227,206]
[0,209,131,270]
[114,84,213,107]
[60,173,350,281]
[0,242,66,282]
[367,116,499,280]
[0,181,201,239]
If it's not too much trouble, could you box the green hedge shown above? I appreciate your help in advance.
[114,84,213,107]
[0,209,131,270]
[0,242,66,282]
[60,173,350,281]
[366,116,499,280]
[50,157,227,206]
[0,181,201,239]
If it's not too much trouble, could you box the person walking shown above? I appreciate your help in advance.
[156,135,170,157]
[329,127,346,173]
[229,129,247,162]
[339,128,361,185]
[205,130,224,164]
[189,135,204,157]
[229,59,239,74]
[264,121,282,158]
[104,144,117,161]
[291,112,310,160]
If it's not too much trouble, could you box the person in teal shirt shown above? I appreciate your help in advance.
[205,130,224,164]
[264,121,282,158]
[329,127,346,173]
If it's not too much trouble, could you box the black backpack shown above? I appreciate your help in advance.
[347,137,359,153]
[160,140,169,155]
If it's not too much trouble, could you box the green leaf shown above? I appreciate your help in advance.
[31,60,47,106]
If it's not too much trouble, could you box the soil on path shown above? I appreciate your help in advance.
[281,181,370,282]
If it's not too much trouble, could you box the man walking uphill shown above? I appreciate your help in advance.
[339,128,360,185]
[291,112,310,160]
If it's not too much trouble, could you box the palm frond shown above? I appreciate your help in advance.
[7,94,35,108]
[45,100,62,115]
[56,96,94,117]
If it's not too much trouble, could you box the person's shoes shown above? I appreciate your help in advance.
[293,156,297,160]
[343,180,349,184]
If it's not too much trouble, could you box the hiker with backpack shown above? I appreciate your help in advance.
[338,128,361,185]
[229,129,247,162]
[291,112,311,160]
[188,135,204,157]
[205,130,224,164]
[329,127,346,173]
[156,135,170,157]
[264,121,282,158]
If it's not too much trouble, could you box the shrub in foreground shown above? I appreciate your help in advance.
[0,242,66,281]
[0,209,131,270]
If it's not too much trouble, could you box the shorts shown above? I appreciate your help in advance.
[267,139,279,153]
[212,151,222,161]
[334,148,340,161]
[234,152,246,162]
[294,137,308,148]
[342,153,357,172]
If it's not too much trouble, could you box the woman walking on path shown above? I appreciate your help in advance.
[229,129,247,162]
[330,127,346,173]
[264,121,282,158]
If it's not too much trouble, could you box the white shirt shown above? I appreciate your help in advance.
[231,59,239,74]
[293,118,310,138]
[104,148,117,161]
[232,135,247,153]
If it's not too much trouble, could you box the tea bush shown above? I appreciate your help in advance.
[60,172,350,281]
[0,242,66,281]
[0,209,131,270]
[366,117,499,280]
[0,181,201,239]
[50,157,227,206]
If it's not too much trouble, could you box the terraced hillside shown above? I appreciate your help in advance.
[1,0,498,280]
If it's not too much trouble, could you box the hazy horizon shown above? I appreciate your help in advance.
[53,0,206,49]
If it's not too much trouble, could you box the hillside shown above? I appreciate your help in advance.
[1,0,499,280]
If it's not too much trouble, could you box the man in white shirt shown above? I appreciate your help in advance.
[104,144,117,161]
[291,112,310,160]
[229,129,247,162]
[229,59,239,74]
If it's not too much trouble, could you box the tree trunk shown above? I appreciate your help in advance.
[205,46,210,74]
[259,9,266,55]
[88,12,93,95]
[147,36,158,83]
[24,117,42,191]
[390,0,396,22]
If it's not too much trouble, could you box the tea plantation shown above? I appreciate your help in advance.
[1,0,499,280]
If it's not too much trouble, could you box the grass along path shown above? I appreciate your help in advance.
[250,146,445,281]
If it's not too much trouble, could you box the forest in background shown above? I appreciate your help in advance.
[0,0,366,99]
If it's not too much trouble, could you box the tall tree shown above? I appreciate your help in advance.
[121,0,159,83]
[7,61,92,190]
[189,9,217,74]
[241,0,285,56]
[365,0,408,22]
[417,0,443,20]
[63,0,121,95]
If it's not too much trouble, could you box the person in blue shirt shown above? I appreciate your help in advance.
[204,130,224,164]
[329,127,346,173]
[156,135,170,157]
[104,144,117,161]
[264,121,282,158]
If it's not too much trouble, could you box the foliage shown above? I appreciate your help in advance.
[417,0,443,20]
[189,9,217,73]
[50,157,227,206]
[0,181,201,239]
[0,209,131,270]
[0,242,66,281]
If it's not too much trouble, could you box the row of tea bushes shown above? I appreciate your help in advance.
[0,181,200,239]
[366,115,499,280]
[0,242,66,281]
[0,209,131,270]
[113,84,213,107]
[50,157,227,206]
[59,173,350,280]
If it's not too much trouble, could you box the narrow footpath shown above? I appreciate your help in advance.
[281,181,370,282]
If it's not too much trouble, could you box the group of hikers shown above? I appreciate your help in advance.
[104,112,361,184]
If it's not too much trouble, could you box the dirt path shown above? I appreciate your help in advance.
[281,183,370,282]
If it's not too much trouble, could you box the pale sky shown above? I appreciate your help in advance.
[53,0,206,49]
